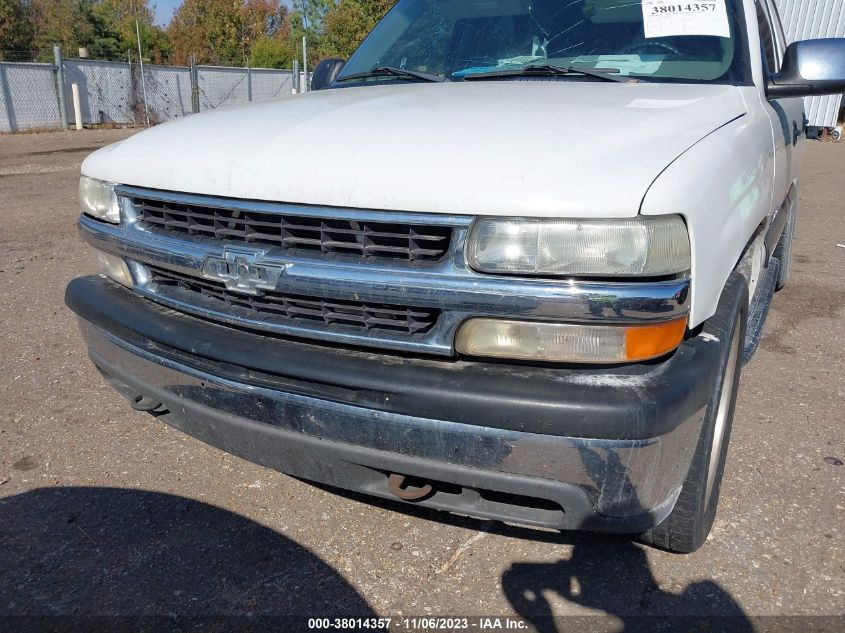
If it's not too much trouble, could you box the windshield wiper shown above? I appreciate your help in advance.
[336,66,446,83]
[462,63,630,83]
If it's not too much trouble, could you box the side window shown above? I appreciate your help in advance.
[755,1,779,73]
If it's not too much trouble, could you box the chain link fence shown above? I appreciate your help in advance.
[251,68,297,102]
[135,63,193,123]
[196,66,295,111]
[0,56,298,133]
[0,62,62,132]
[63,59,134,125]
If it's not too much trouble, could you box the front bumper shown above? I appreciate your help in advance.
[67,275,721,533]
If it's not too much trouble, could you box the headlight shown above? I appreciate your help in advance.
[467,216,690,277]
[79,175,120,224]
[456,317,688,363]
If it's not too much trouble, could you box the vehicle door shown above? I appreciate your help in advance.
[757,0,805,208]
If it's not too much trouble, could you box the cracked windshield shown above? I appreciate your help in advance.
[337,0,749,84]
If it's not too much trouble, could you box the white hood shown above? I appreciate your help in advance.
[83,81,747,218]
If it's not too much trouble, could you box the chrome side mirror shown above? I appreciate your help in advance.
[767,38,845,99]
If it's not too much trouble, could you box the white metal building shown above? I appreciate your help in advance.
[774,0,845,129]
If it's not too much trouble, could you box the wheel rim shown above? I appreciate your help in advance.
[783,212,795,265]
[705,317,741,504]
[747,237,766,304]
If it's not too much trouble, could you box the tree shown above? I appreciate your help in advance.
[288,0,335,64]
[25,0,164,62]
[29,0,97,61]
[92,0,169,62]
[0,0,35,61]
[249,34,295,69]
[168,0,289,67]
[318,0,395,61]
[248,6,295,69]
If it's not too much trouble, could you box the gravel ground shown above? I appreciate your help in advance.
[0,129,843,630]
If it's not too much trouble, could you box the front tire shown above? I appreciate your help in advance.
[640,274,747,553]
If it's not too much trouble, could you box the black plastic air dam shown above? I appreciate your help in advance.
[65,275,720,440]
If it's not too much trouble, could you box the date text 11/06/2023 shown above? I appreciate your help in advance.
[307,617,529,630]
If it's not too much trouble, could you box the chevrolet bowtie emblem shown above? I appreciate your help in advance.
[201,251,286,295]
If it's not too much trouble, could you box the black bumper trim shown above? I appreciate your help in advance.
[92,366,674,534]
[66,275,719,440]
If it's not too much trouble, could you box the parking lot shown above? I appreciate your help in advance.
[1,129,843,629]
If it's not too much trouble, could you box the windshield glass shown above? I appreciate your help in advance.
[336,0,751,84]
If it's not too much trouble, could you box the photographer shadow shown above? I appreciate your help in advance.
[0,486,373,623]
[501,447,754,633]
[502,534,754,632]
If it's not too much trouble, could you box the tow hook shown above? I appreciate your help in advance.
[387,473,434,501]
[130,394,165,412]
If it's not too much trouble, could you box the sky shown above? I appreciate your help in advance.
[153,0,181,26]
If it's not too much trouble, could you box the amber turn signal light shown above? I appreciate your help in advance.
[624,317,688,361]
[456,316,688,364]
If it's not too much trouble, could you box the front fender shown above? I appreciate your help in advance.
[640,90,775,328]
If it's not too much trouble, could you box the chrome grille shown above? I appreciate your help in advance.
[148,265,439,335]
[132,197,452,262]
